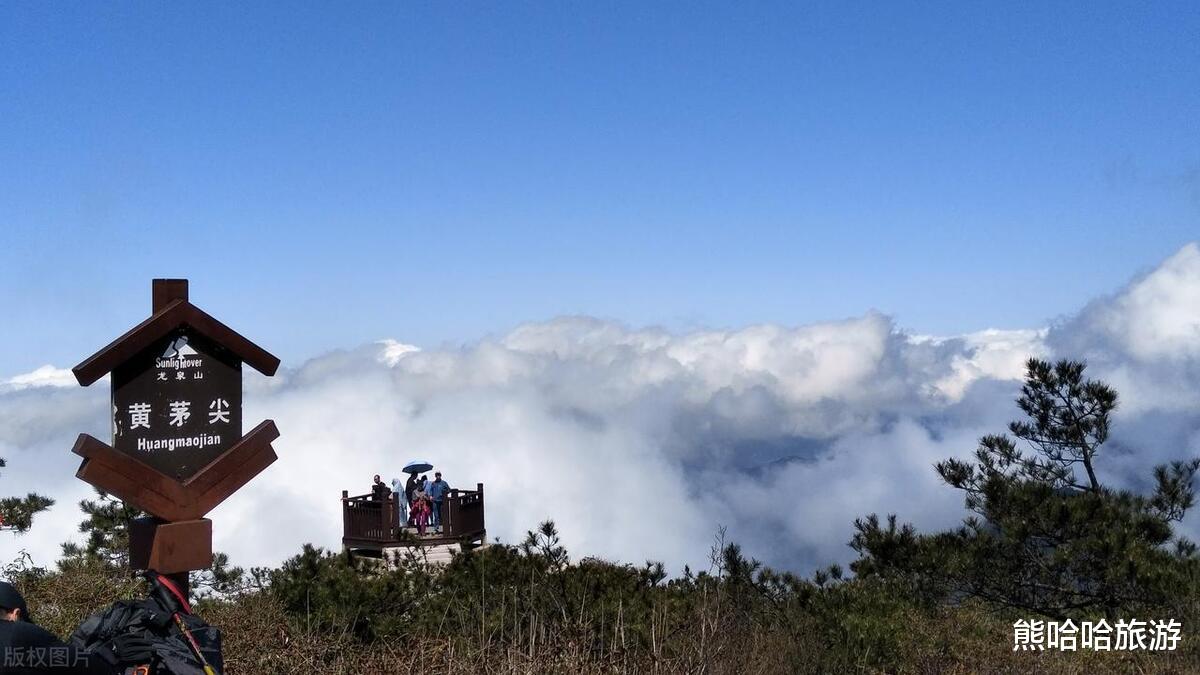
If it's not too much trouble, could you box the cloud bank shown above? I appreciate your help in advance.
[3,243,1200,575]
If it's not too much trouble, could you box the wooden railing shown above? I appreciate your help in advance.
[443,483,485,540]
[341,491,396,544]
[342,482,486,548]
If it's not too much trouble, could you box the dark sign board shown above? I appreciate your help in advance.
[111,328,243,480]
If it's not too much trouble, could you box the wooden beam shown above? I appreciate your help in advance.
[152,279,189,313]
[129,517,213,574]
[72,300,188,386]
[72,421,280,521]
[183,420,277,492]
[73,434,192,520]
[73,282,281,385]
[180,305,281,376]
[184,420,279,517]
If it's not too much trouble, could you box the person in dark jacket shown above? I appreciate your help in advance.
[0,581,150,674]
[404,473,420,525]
[370,475,390,501]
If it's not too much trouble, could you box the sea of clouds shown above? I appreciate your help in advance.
[3,243,1200,575]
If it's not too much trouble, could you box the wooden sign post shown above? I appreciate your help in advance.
[69,279,281,596]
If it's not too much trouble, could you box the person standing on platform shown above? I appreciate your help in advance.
[390,476,407,526]
[428,472,450,533]
[412,486,431,535]
[405,473,420,526]
[371,475,390,501]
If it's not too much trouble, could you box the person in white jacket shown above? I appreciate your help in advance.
[391,476,408,527]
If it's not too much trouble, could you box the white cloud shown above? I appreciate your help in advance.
[3,243,1200,576]
[1048,243,1200,416]
[924,328,1049,401]
[377,339,421,366]
[1,366,80,392]
[1068,243,1200,362]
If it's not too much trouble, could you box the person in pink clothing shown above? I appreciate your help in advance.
[411,488,431,535]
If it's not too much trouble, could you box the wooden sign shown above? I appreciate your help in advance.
[69,279,281,584]
[111,329,243,480]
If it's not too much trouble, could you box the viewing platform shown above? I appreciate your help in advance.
[341,483,486,557]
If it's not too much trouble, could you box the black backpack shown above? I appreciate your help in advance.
[69,574,223,675]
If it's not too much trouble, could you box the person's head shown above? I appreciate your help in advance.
[373,474,381,483]
[421,474,428,482]
[0,582,29,623]
[435,472,442,481]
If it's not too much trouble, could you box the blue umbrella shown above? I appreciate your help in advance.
[403,460,433,474]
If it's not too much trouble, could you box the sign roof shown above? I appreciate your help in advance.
[72,280,280,386]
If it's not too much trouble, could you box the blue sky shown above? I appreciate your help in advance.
[2,3,1198,376]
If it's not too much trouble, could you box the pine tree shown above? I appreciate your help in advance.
[852,358,1200,618]
[0,455,54,533]
[60,488,144,567]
